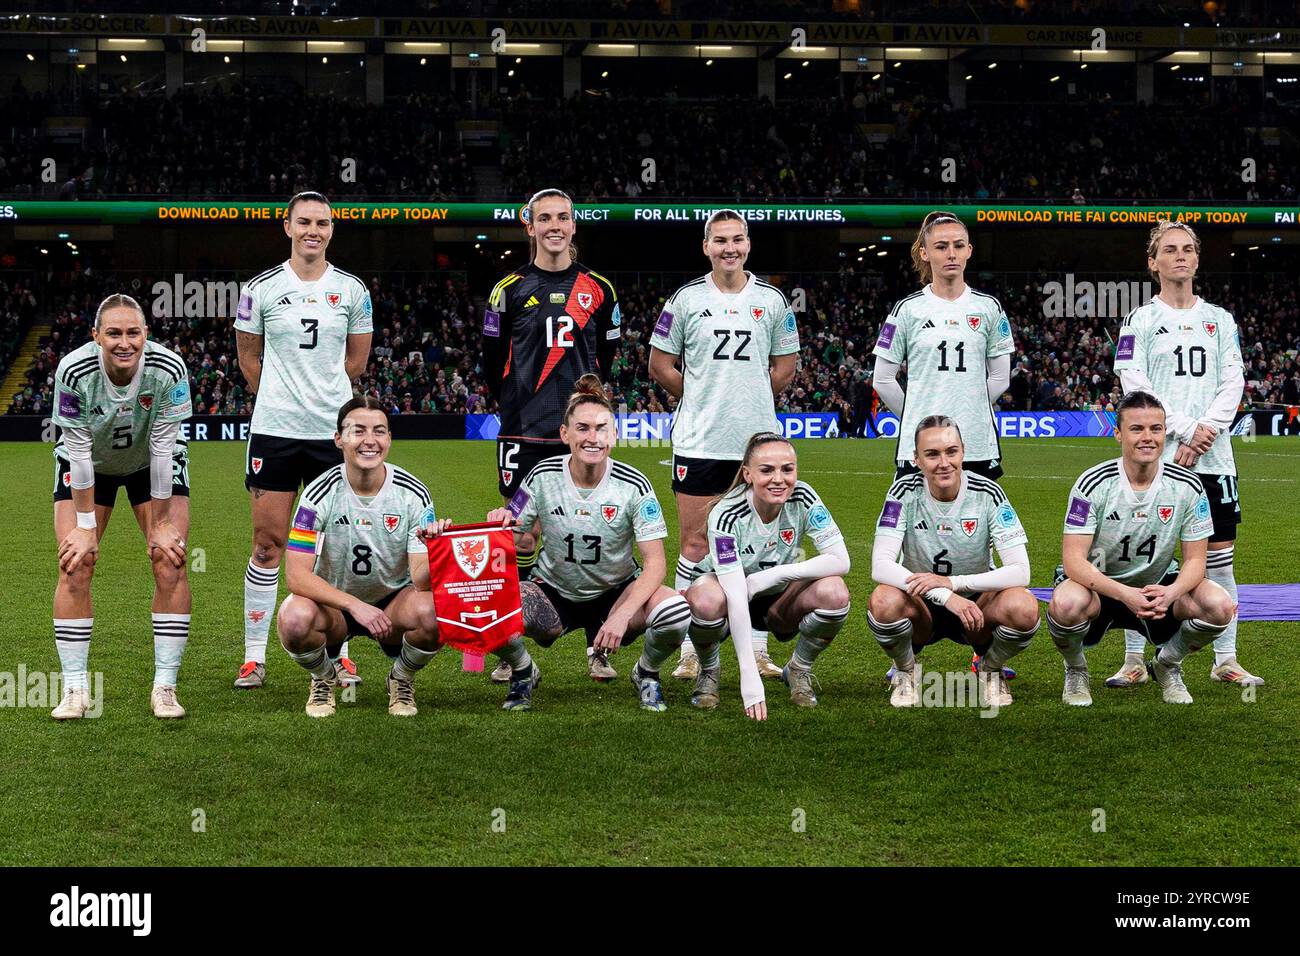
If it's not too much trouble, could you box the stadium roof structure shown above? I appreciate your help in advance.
[1,13,1298,51]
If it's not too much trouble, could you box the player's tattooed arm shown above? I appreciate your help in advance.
[519,581,562,640]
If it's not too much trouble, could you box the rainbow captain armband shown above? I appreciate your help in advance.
[287,527,319,554]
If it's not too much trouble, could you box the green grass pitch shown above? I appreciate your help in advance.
[2,437,1298,866]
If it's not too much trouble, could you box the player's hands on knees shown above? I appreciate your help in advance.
[58,527,99,573]
[1140,584,1172,618]
[593,609,631,650]
[417,517,454,542]
[485,507,515,528]
[148,518,187,568]
[745,700,768,721]
[1173,443,1200,468]
[905,571,952,598]
[946,594,983,633]
[350,601,393,640]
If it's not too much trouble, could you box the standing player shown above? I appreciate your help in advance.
[487,376,692,713]
[1110,220,1256,687]
[1046,391,1235,706]
[481,187,621,684]
[872,211,1014,482]
[685,433,850,716]
[276,397,535,717]
[49,294,193,719]
[866,416,1039,708]
[648,209,800,682]
[233,191,373,689]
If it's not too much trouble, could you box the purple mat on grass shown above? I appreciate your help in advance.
[1030,584,1300,621]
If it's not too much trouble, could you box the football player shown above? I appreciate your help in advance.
[684,433,851,717]
[49,294,193,719]
[648,209,800,682]
[234,191,373,690]
[486,375,691,713]
[1047,391,1236,706]
[481,187,621,684]
[277,397,534,717]
[867,416,1039,708]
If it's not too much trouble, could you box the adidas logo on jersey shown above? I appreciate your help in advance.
[524,295,539,308]
[89,405,104,416]
[550,506,565,516]
[920,320,936,330]
[277,295,292,306]
[1105,511,1121,521]
[336,515,349,525]
[699,309,713,318]
[741,545,756,555]
[1155,326,1170,335]
[914,520,929,530]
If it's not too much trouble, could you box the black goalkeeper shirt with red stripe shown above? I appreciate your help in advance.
[481,260,621,441]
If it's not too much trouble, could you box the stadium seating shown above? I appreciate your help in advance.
[7,270,1296,422]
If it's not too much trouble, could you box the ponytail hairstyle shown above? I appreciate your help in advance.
[704,207,749,240]
[94,292,146,330]
[909,210,968,286]
[710,431,795,511]
[524,187,578,263]
[1145,219,1201,281]
[562,373,613,426]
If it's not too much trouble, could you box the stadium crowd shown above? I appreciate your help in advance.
[7,269,1297,431]
[9,88,475,201]
[12,81,1294,205]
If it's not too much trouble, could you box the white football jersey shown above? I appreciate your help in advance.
[875,470,1028,582]
[288,463,434,605]
[1062,458,1212,587]
[650,272,799,461]
[507,455,669,602]
[1113,296,1243,477]
[235,261,373,440]
[697,481,843,578]
[872,284,1015,464]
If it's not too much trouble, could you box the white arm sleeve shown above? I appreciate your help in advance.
[744,539,850,597]
[62,425,95,491]
[873,358,906,416]
[870,534,913,590]
[947,543,1031,593]
[718,568,765,709]
[1200,365,1245,433]
[1119,368,1197,441]
[986,354,1011,403]
[149,419,180,500]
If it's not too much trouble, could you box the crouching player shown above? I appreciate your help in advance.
[276,397,535,717]
[685,433,851,717]
[1047,391,1235,706]
[50,294,194,720]
[867,416,1039,709]
[487,375,691,713]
